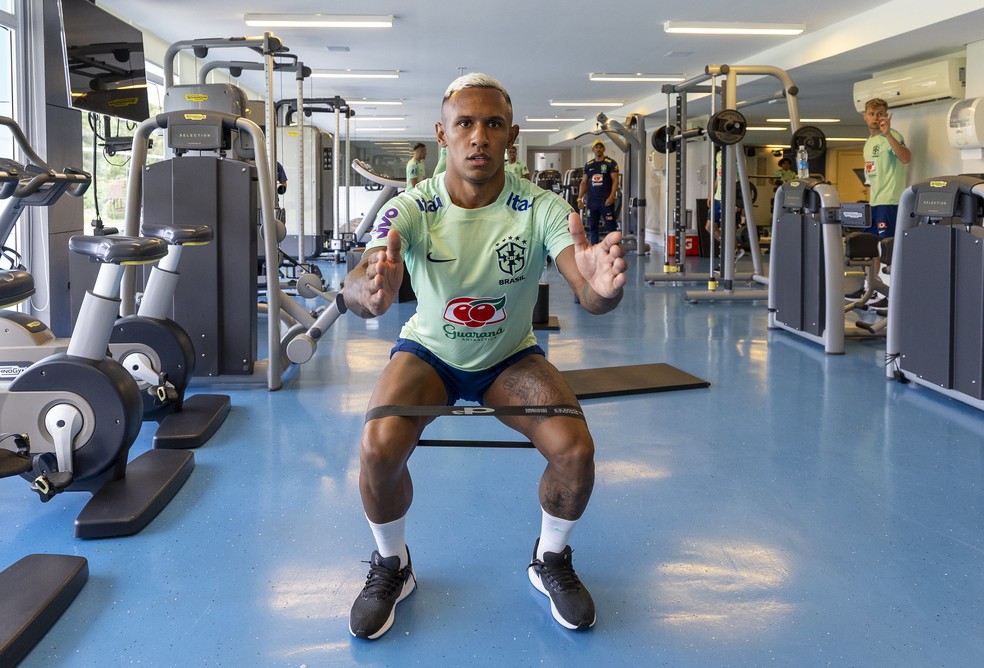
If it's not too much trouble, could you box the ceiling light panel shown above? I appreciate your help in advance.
[312,70,400,79]
[589,73,685,82]
[244,14,394,28]
[766,118,841,123]
[549,100,623,107]
[663,21,804,35]
[349,99,404,106]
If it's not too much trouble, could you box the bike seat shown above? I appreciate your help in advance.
[0,269,34,308]
[844,232,879,260]
[68,235,168,265]
[141,221,214,246]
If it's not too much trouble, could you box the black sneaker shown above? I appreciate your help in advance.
[349,549,416,640]
[844,287,865,301]
[528,539,596,630]
[870,296,889,309]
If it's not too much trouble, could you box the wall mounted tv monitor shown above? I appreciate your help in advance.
[59,0,150,123]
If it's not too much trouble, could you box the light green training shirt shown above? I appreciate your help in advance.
[863,130,907,206]
[406,157,426,185]
[504,161,528,178]
[364,173,574,371]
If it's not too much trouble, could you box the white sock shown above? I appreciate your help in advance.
[367,515,409,568]
[537,509,578,560]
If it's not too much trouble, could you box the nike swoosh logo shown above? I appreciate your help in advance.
[427,252,456,263]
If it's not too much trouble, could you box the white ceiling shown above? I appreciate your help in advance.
[96,0,984,149]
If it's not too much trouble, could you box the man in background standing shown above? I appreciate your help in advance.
[577,139,619,244]
[406,142,428,187]
[504,145,530,180]
[847,97,911,303]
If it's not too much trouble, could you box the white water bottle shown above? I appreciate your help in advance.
[796,145,809,179]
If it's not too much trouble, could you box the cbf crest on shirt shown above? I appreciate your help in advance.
[364,173,573,371]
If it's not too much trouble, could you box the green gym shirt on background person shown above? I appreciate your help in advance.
[406,143,427,187]
[504,145,530,179]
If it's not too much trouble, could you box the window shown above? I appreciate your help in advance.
[0,17,15,159]
[78,60,167,232]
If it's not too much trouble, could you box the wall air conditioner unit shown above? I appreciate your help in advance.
[852,57,965,112]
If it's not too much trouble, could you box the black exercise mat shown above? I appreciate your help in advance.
[562,363,710,399]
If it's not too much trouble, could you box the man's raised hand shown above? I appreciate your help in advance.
[362,228,404,315]
[569,212,627,299]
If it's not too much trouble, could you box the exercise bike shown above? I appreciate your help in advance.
[0,115,229,448]
[0,230,194,538]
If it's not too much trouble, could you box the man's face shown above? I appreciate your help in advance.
[864,106,888,132]
[507,147,517,162]
[437,87,518,184]
[592,143,605,159]
[416,146,427,160]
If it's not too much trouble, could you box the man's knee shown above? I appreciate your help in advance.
[543,430,595,475]
[360,419,414,474]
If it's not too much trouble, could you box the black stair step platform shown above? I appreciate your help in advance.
[562,362,710,399]
[532,315,560,331]
[0,554,88,667]
[153,393,231,450]
[74,449,194,539]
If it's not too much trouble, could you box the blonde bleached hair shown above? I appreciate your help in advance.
[442,73,512,113]
[865,98,889,112]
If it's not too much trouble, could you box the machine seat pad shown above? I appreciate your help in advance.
[879,238,894,266]
[141,222,214,246]
[68,235,168,265]
[0,269,34,308]
[844,232,879,260]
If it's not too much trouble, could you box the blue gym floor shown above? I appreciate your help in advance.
[3,251,984,667]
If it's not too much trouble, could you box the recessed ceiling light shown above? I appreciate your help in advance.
[312,69,400,79]
[519,128,559,133]
[589,73,685,82]
[325,46,351,52]
[526,117,585,122]
[663,21,804,35]
[825,137,866,142]
[549,100,623,108]
[747,126,788,131]
[766,118,841,123]
[349,99,404,106]
[244,14,394,28]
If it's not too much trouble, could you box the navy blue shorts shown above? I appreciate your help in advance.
[390,338,546,404]
[865,204,898,239]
